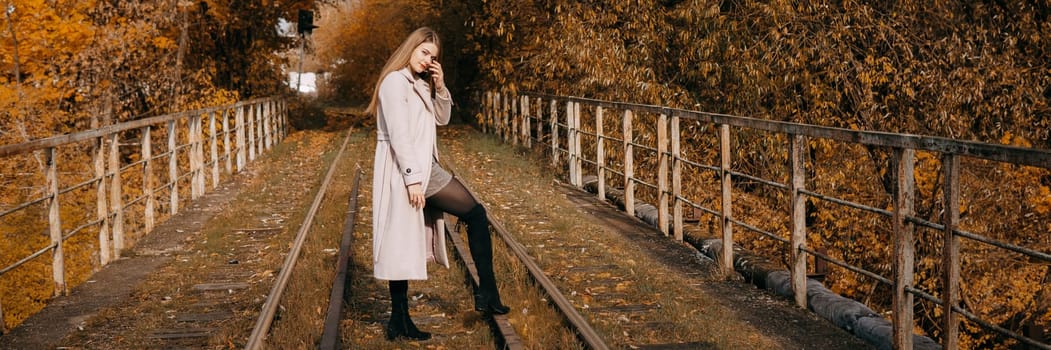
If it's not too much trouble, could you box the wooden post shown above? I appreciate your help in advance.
[482,92,489,133]
[502,93,510,142]
[282,100,288,139]
[567,100,575,184]
[209,111,219,188]
[495,92,502,138]
[142,126,155,234]
[46,147,66,296]
[596,106,606,201]
[574,102,583,186]
[256,103,264,156]
[168,120,179,215]
[252,103,260,157]
[658,112,669,236]
[273,100,280,141]
[188,116,196,199]
[624,110,635,217]
[196,114,206,196]
[512,95,519,147]
[282,100,289,139]
[236,105,246,171]
[192,114,200,197]
[223,109,232,174]
[671,114,682,241]
[942,153,961,349]
[96,136,111,265]
[720,124,733,273]
[567,101,577,185]
[273,99,281,140]
[264,101,272,150]
[270,100,276,148]
[524,96,532,148]
[790,134,807,308]
[536,97,543,149]
[189,114,202,199]
[110,133,124,257]
[551,99,559,165]
[248,102,256,162]
[892,148,916,350]
[519,95,526,146]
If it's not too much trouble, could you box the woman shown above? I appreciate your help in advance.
[367,27,510,342]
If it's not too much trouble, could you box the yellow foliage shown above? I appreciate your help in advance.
[1,0,318,330]
[152,36,176,50]
[1034,186,1051,215]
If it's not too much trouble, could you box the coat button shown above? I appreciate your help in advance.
[406,168,412,174]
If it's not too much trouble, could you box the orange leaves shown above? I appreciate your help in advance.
[151,36,176,50]
[1033,186,1051,215]
[310,0,441,103]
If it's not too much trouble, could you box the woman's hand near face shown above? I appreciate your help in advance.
[428,60,445,92]
[406,183,425,209]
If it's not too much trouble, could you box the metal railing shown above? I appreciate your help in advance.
[479,90,1051,350]
[0,97,287,333]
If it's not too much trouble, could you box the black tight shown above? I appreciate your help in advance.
[425,178,497,292]
[388,178,498,308]
[425,178,478,217]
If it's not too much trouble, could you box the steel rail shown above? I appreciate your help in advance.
[319,168,362,350]
[444,217,525,350]
[244,128,353,350]
[450,172,610,350]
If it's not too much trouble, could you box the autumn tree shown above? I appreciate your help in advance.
[1,0,323,329]
[462,0,1051,348]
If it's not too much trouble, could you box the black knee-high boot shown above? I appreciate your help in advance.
[464,204,510,315]
[387,280,431,341]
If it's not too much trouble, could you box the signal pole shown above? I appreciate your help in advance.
[296,9,317,94]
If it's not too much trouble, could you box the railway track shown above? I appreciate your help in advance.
[247,126,871,349]
[34,126,871,349]
[208,127,667,349]
[447,171,729,349]
[445,166,610,350]
[237,129,535,349]
[305,148,721,349]
[433,126,876,349]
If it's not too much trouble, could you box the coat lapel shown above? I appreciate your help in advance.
[398,68,435,113]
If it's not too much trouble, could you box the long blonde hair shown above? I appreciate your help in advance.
[366,27,441,115]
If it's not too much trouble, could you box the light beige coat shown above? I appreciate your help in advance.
[372,67,451,280]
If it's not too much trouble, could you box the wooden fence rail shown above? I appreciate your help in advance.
[0,97,287,333]
[479,90,1051,350]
